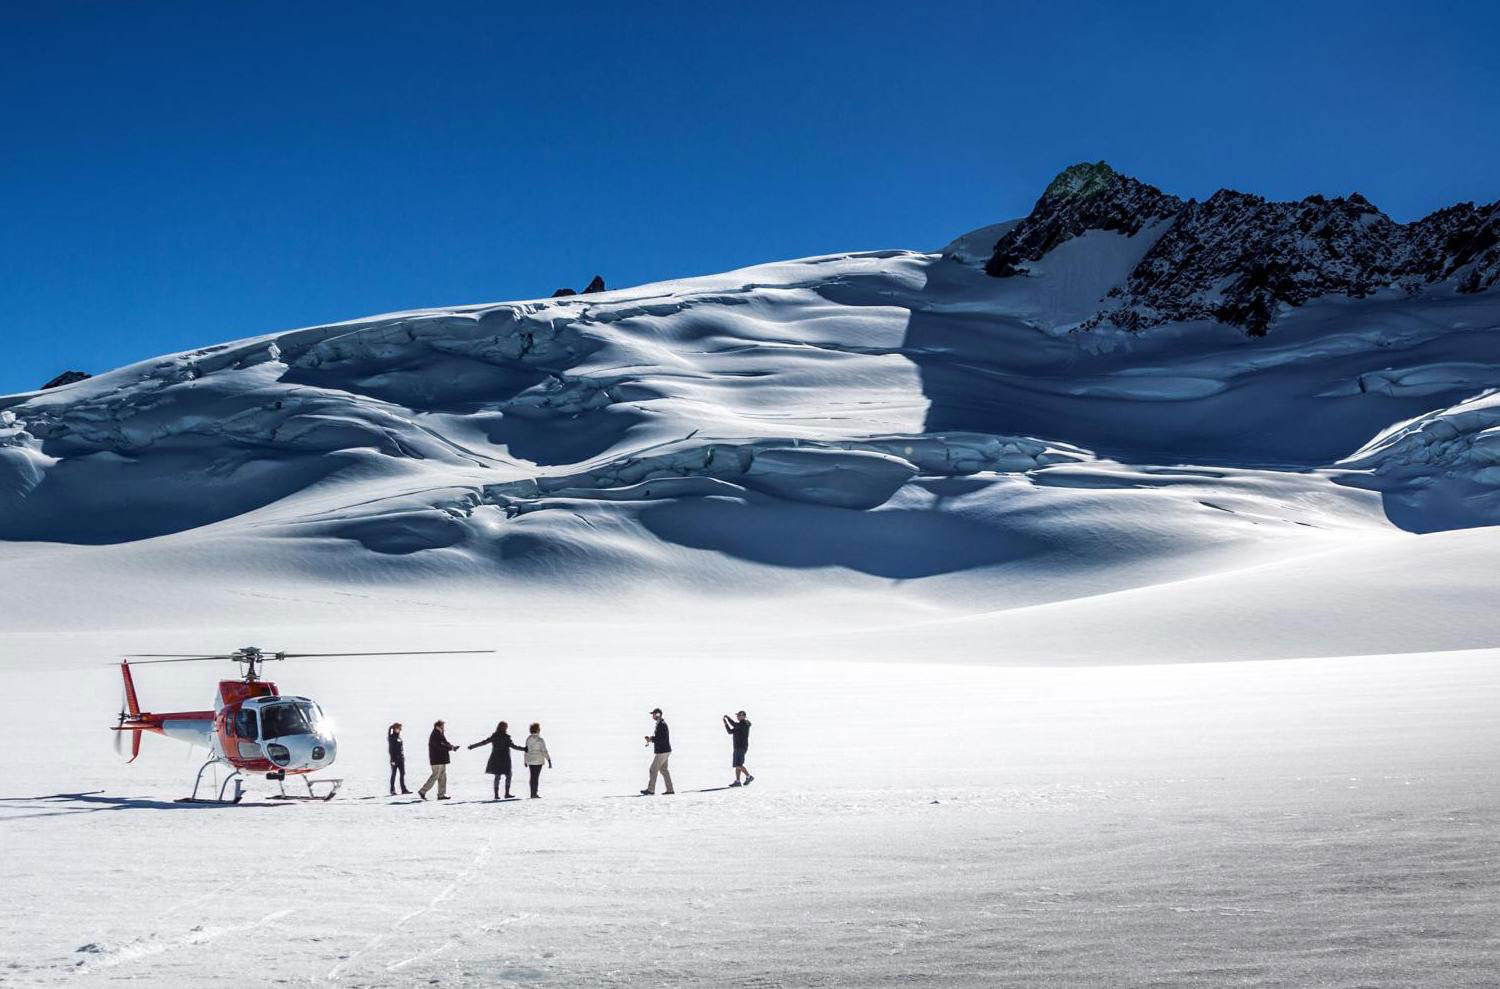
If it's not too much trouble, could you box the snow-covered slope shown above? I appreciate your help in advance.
[2,164,1499,651]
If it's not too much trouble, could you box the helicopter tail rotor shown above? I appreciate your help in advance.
[111,661,145,763]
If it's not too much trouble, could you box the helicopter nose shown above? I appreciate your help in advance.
[268,734,336,769]
[306,736,336,768]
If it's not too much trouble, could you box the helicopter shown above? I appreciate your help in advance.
[112,646,493,803]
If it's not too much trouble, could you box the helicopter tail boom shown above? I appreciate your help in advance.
[113,661,215,762]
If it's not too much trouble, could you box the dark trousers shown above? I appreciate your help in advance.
[492,770,512,797]
[528,763,543,797]
[390,758,406,792]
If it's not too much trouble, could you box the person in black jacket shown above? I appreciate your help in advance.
[418,719,459,801]
[641,707,674,795]
[388,722,411,795]
[723,711,754,787]
[468,720,525,799]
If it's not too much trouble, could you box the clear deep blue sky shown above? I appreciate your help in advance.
[3,1,1497,394]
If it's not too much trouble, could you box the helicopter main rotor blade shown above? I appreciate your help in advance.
[277,650,497,658]
[114,649,495,667]
[120,655,234,663]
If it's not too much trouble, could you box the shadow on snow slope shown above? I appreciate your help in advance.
[883,261,1500,471]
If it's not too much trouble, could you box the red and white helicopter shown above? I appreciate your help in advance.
[112,646,491,803]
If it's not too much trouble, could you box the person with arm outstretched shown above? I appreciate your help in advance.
[468,720,521,799]
[723,711,753,787]
[418,719,460,800]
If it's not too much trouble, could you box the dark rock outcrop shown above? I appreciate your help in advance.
[985,162,1183,277]
[551,276,605,297]
[986,162,1500,335]
[42,370,91,390]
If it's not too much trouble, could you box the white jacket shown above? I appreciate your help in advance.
[525,734,550,766]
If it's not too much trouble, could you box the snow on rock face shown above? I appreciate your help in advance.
[984,162,1500,335]
[984,162,1184,277]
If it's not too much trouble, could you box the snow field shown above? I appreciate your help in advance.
[1,643,1496,987]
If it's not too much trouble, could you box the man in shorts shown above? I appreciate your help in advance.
[723,710,753,786]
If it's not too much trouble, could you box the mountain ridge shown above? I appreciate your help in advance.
[984,161,1500,335]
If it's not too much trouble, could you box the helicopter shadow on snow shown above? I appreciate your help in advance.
[0,791,288,820]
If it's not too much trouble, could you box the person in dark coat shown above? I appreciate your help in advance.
[641,707,674,795]
[418,719,459,801]
[468,720,525,799]
[723,711,754,787]
[388,722,411,795]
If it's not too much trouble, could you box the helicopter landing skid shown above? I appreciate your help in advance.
[268,774,343,802]
[175,757,245,804]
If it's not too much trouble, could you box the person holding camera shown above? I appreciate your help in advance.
[723,710,753,787]
[641,707,674,795]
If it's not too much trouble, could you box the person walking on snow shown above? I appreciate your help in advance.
[388,722,410,795]
[641,707,674,795]
[523,722,552,798]
[723,711,754,787]
[468,720,525,799]
[418,719,459,800]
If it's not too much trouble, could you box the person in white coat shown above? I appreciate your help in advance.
[524,722,552,798]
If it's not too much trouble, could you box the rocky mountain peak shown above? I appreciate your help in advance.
[984,166,1500,335]
[1040,160,1120,200]
[985,162,1183,277]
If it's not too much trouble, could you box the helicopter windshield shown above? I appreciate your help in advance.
[260,701,324,739]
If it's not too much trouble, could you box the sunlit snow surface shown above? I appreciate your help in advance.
[1,236,1498,986]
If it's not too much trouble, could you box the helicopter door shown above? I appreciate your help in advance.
[232,708,260,760]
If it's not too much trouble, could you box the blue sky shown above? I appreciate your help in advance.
[2,1,1497,394]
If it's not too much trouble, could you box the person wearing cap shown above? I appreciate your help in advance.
[418,719,459,800]
[641,707,674,795]
[722,710,754,787]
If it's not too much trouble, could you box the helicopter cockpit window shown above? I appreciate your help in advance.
[232,708,258,740]
[261,701,321,739]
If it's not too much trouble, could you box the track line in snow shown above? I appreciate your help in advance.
[382,911,534,971]
[323,839,493,982]
[75,908,294,974]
